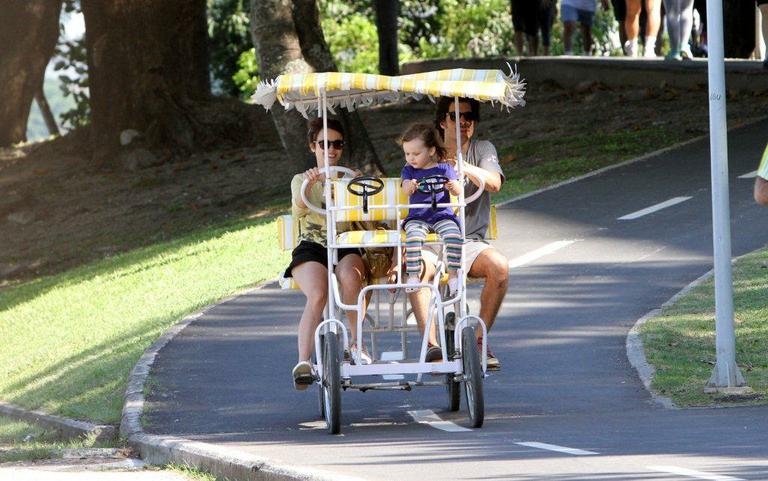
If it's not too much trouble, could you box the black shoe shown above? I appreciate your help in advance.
[425,344,443,362]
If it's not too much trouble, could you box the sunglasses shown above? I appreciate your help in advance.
[447,111,478,122]
[315,139,345,150]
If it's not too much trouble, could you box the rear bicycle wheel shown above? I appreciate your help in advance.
[322,332,342,434]
[462,326,484,428]
[444,312,460,411]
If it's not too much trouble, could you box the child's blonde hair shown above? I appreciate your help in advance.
[398,123,447,161]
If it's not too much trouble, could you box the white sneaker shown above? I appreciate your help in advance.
[349,344,372,365]
[292,361,315,390]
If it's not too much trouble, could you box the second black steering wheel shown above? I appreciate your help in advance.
[347,175,384,214]
[417,174,450,211]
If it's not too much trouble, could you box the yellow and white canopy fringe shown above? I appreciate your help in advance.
[252,67,526,116]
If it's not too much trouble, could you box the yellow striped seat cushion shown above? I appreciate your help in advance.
[336,230,443,246]
[333,178,409,222]
[277,214,299,251]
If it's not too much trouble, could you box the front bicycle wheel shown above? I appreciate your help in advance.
[322,332,342,434]
[462,326,484,428]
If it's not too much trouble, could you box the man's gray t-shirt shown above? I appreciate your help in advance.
[464,139,504,240]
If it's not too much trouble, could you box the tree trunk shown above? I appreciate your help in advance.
[373,0,400,76]
[251,0,316,171]
[291,0,384,175]
[0,1,61,147]
[35,83,60,136]
[723,0,755,58]
[81,0,210,162]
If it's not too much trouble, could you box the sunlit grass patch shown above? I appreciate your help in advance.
[0,216,289,424]
[0,417,105,463]
[640,248,768,406]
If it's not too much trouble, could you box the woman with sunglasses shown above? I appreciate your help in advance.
[285,118,372,390]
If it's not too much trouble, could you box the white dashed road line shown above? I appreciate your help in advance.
[647,465,746,481]
[738,170,757,179]
[508,240,581,269]
[617,196,692,220]
[407,409,471,432]
[514,441,598,456]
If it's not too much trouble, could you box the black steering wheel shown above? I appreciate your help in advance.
[417,174,449,211]
[347,175,384,214]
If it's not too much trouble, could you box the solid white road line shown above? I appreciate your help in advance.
[647,465,746,481]
[617,196,692,220]
[738,170,757,179]
[515,441,598,456]
[407,409,471,432]
[508,240,580,269]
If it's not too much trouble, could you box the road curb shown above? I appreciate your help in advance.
[625,269,715,410]
[0,401,117,443]
[120,280,360,481]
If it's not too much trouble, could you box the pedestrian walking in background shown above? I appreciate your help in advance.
[664,0,695,60]
[624,0,663,57]
[561,0,610,56]
[759,0,768,68]
[511,0,557,56]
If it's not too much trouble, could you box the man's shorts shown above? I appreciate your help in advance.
[512,0,538,35]
[422,240,493,277]
[561,4,595,26]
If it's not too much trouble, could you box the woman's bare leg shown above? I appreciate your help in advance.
[292,261,328,362]
[335,253,368,348]
[625,0,642,40]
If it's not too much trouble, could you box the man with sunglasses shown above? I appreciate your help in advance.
[406,96,509,370]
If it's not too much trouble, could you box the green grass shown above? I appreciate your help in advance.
[165,464,223,481]
[0,417,103,463]
[496,127,680,202]
[640,248,768,406]
[0,215,289,424]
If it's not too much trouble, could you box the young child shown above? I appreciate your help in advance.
[399,124,464,295]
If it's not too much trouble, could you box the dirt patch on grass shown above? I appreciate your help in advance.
[1,81,766,286]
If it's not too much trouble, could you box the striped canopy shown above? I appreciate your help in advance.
[252,67,525,117]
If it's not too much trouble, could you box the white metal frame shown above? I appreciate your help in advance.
[303,92,489,390]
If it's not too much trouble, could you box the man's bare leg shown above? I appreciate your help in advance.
[467,247,509,341]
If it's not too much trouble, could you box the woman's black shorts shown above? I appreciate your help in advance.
[283,240,363,278]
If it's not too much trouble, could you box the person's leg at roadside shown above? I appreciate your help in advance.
[561,3,577,55]
[643,0,662,56]
[578,8,594,55]
[291,261,328,389]
[467,244,509,370]
[760,3,768,68]
[625,0,642,56]
[539,2,555,56]
[664,0,682,59]
[678,0,695,58]
[335,252,371,364]
[612,0,628,46]
[512,0,527,55]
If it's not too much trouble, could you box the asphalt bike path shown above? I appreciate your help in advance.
[145,119,768,480]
